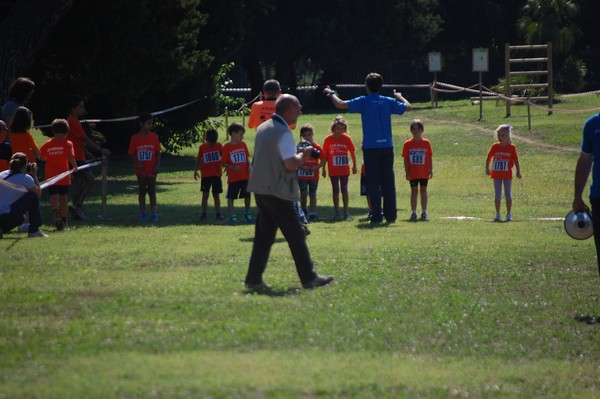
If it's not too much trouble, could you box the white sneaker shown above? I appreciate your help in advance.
[28,229,48,238]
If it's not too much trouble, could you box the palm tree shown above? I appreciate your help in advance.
[518,0,581,54]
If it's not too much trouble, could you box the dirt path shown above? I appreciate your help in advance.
[424,118,580,154]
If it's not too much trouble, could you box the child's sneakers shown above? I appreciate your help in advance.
[409,212,418,221]
[230,214,238,225]
[199,213,207,221]
[308,213,318,222]
[505,213,512,222]
[420,211,429,221]
[140,213,148,222]
[344,213,353,221]
[28,229,48,238]
[216,214,225,221]
[494,213,502,222]
[333,213,343,221]
[151,212,158,222]
[245,213,254,224]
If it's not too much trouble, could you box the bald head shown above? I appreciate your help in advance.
[275,94,302,126]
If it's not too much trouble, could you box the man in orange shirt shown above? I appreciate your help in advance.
[66,95,111,220]
[248,80,281,130]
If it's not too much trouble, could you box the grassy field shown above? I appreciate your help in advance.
[1,94,600,398]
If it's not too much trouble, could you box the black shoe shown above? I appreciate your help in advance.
[303,224,311,236]
[303,274,334,289]
[244,281,272,291]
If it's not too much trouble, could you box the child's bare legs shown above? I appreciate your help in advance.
[309,192,317,214]
[50,193,59,215]
[201,191,210,214]
[244,196,251,214]
[300,192,308,212]
[212,192,221,214]
[59,194,68,219]
[146,177,157,215]
[506,198,512,215]
[332,193,340,215]
[410,186,418,212]
[420,186,428,213]
[228,198,235,215]
[342,191,349,215]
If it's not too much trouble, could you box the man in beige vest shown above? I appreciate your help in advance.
[245,94,334,290]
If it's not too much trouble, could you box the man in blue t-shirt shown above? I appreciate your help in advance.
[324,72,411,223]
[573,111,600,276]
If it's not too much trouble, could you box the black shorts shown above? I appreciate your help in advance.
[409,179,429,188]
[201,176,223,193]
[74,161,94,179]
[48,185,69,195]
[227,180,250,199]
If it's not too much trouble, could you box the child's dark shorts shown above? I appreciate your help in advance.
[200,176,223,194]
[227,179,251,199]
[409,179,429,188]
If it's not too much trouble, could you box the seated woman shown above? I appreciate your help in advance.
[0,152,47,238]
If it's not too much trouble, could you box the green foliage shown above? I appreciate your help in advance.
[556,56,588,93]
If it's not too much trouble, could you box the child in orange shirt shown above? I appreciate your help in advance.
[40,119,77,230]
[486,124,522,222]
[222,122,252,224]
[128,112,161,222]
[322,115,357,220]
[297,123,326,221]
[194,128,224,221]
[9,106,40,163]
[402,119,433,221]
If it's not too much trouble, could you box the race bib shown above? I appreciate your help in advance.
[492,160,509,171]
[137,150,153,161]
[333,155,349,167]
[203,151,220,163]
[231,152,247,163]
[298,168,314,177]
[409,150,426,165]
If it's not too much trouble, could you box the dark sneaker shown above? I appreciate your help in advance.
[303,224,311,236]
[245,281,272,291]
[245,213,254,224]
[303,274,334,289]
[410,213,418,221]
[420,212,429,221]
[199,213,207,221]
[216,214,225,221]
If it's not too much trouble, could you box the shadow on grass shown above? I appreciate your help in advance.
[243,286,301,297]
[574,314,600,325]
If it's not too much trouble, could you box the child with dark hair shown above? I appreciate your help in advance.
[40,119,77,230]
[128,113,161,222]
[222,122,252,224]
[1,77,35,137]
[194,128,224,221]
[66,95,110,220]
[9,106,40,163]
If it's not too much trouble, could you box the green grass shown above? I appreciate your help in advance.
[2,94,600,398]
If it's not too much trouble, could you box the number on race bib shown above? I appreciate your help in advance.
[137,150,153,161]
[298,168,314,177]
[492,160,509,171]
[410,150,425,165]
[203,151,220,163]
[231,152,247,163]
[333,155,349,166]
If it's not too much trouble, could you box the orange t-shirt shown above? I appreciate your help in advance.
[222,141,250,183]
[402,138,433,180]
[40,137,75,186]
[323,133,356,177]
[248,100,295,130]
[66,116,87,161]
[128,132,161,176]
[9,131,39,162]
[298,141,325,181]
[487,142,518,179]
[197,142,223,177]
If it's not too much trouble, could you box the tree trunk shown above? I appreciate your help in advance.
[0,0,74,98]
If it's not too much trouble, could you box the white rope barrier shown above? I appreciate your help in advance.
[39,160,102,190]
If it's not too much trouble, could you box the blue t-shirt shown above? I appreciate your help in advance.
[346,93,408,149]
[581,113,600,198]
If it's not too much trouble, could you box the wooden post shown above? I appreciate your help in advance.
[505,43,511,117]
[526,92,532,130]
[547,41,553,115]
